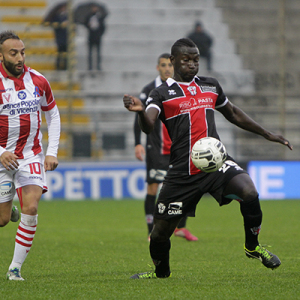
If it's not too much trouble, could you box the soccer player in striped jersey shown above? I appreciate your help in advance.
[124,38,292,279]
[0,31,61,281]
[134,53,197,241]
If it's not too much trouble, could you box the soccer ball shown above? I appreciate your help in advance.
[191,137,227,173]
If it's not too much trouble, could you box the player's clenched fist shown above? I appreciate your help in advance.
[123,94,144,112]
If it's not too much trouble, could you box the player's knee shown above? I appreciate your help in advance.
[151,232,164,243]
[240,186,259,204]
[151,220,172,242]
[151,227,169,242]
[22,203,38,216]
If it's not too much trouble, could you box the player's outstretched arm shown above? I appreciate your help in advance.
[218,101,293,150]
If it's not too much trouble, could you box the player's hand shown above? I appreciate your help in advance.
[44,155,59,171]
[135,144,145,161]
[266,133,293,150]
[0,151,19,170]
[123,94,144,112]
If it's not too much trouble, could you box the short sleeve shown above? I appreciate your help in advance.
[214,79,228,109]
[40,79,56,111]
[145,88,163,115]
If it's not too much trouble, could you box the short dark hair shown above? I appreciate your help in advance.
[0,31,20,47]
[171,38,197,57]
[157,53,171,64]
[195,21,202,28]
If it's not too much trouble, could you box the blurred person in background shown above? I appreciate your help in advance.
[0,31,60,280]
[134,53,198,242]
[84,4,108,71]
[187,21,213,71]
[51,3,68,70]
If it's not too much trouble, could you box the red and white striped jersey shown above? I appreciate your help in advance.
[0,64,57,160]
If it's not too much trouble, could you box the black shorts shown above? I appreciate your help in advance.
[146,150,170,184]
[154,158,247,220]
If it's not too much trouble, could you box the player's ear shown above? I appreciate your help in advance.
[170,55,175,65]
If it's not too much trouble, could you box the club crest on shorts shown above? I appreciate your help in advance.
[158,203,166,214]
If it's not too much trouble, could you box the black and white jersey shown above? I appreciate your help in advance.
[146,76,228,175]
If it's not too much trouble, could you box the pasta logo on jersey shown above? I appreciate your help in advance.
[18,91,27,100]
[197,97,214,104]
[179,97,215,114]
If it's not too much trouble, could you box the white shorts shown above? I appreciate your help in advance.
[0,154,48,203]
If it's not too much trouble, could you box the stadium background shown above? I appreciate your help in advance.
[1,0,299,199]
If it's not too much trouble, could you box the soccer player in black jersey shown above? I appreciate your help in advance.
[134,53,198,241]
[124,38,293,279]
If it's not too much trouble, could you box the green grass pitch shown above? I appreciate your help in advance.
[0,196,299,299]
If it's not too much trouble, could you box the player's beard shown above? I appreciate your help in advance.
[2,55,24,77]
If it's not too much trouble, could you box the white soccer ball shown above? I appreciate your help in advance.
[191,137,227,173]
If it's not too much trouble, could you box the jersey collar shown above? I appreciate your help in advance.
[155,75,163,87]
[166,76,198,86]
[166,77,176,86]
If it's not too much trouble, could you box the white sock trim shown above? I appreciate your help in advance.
[21,213,38,226]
